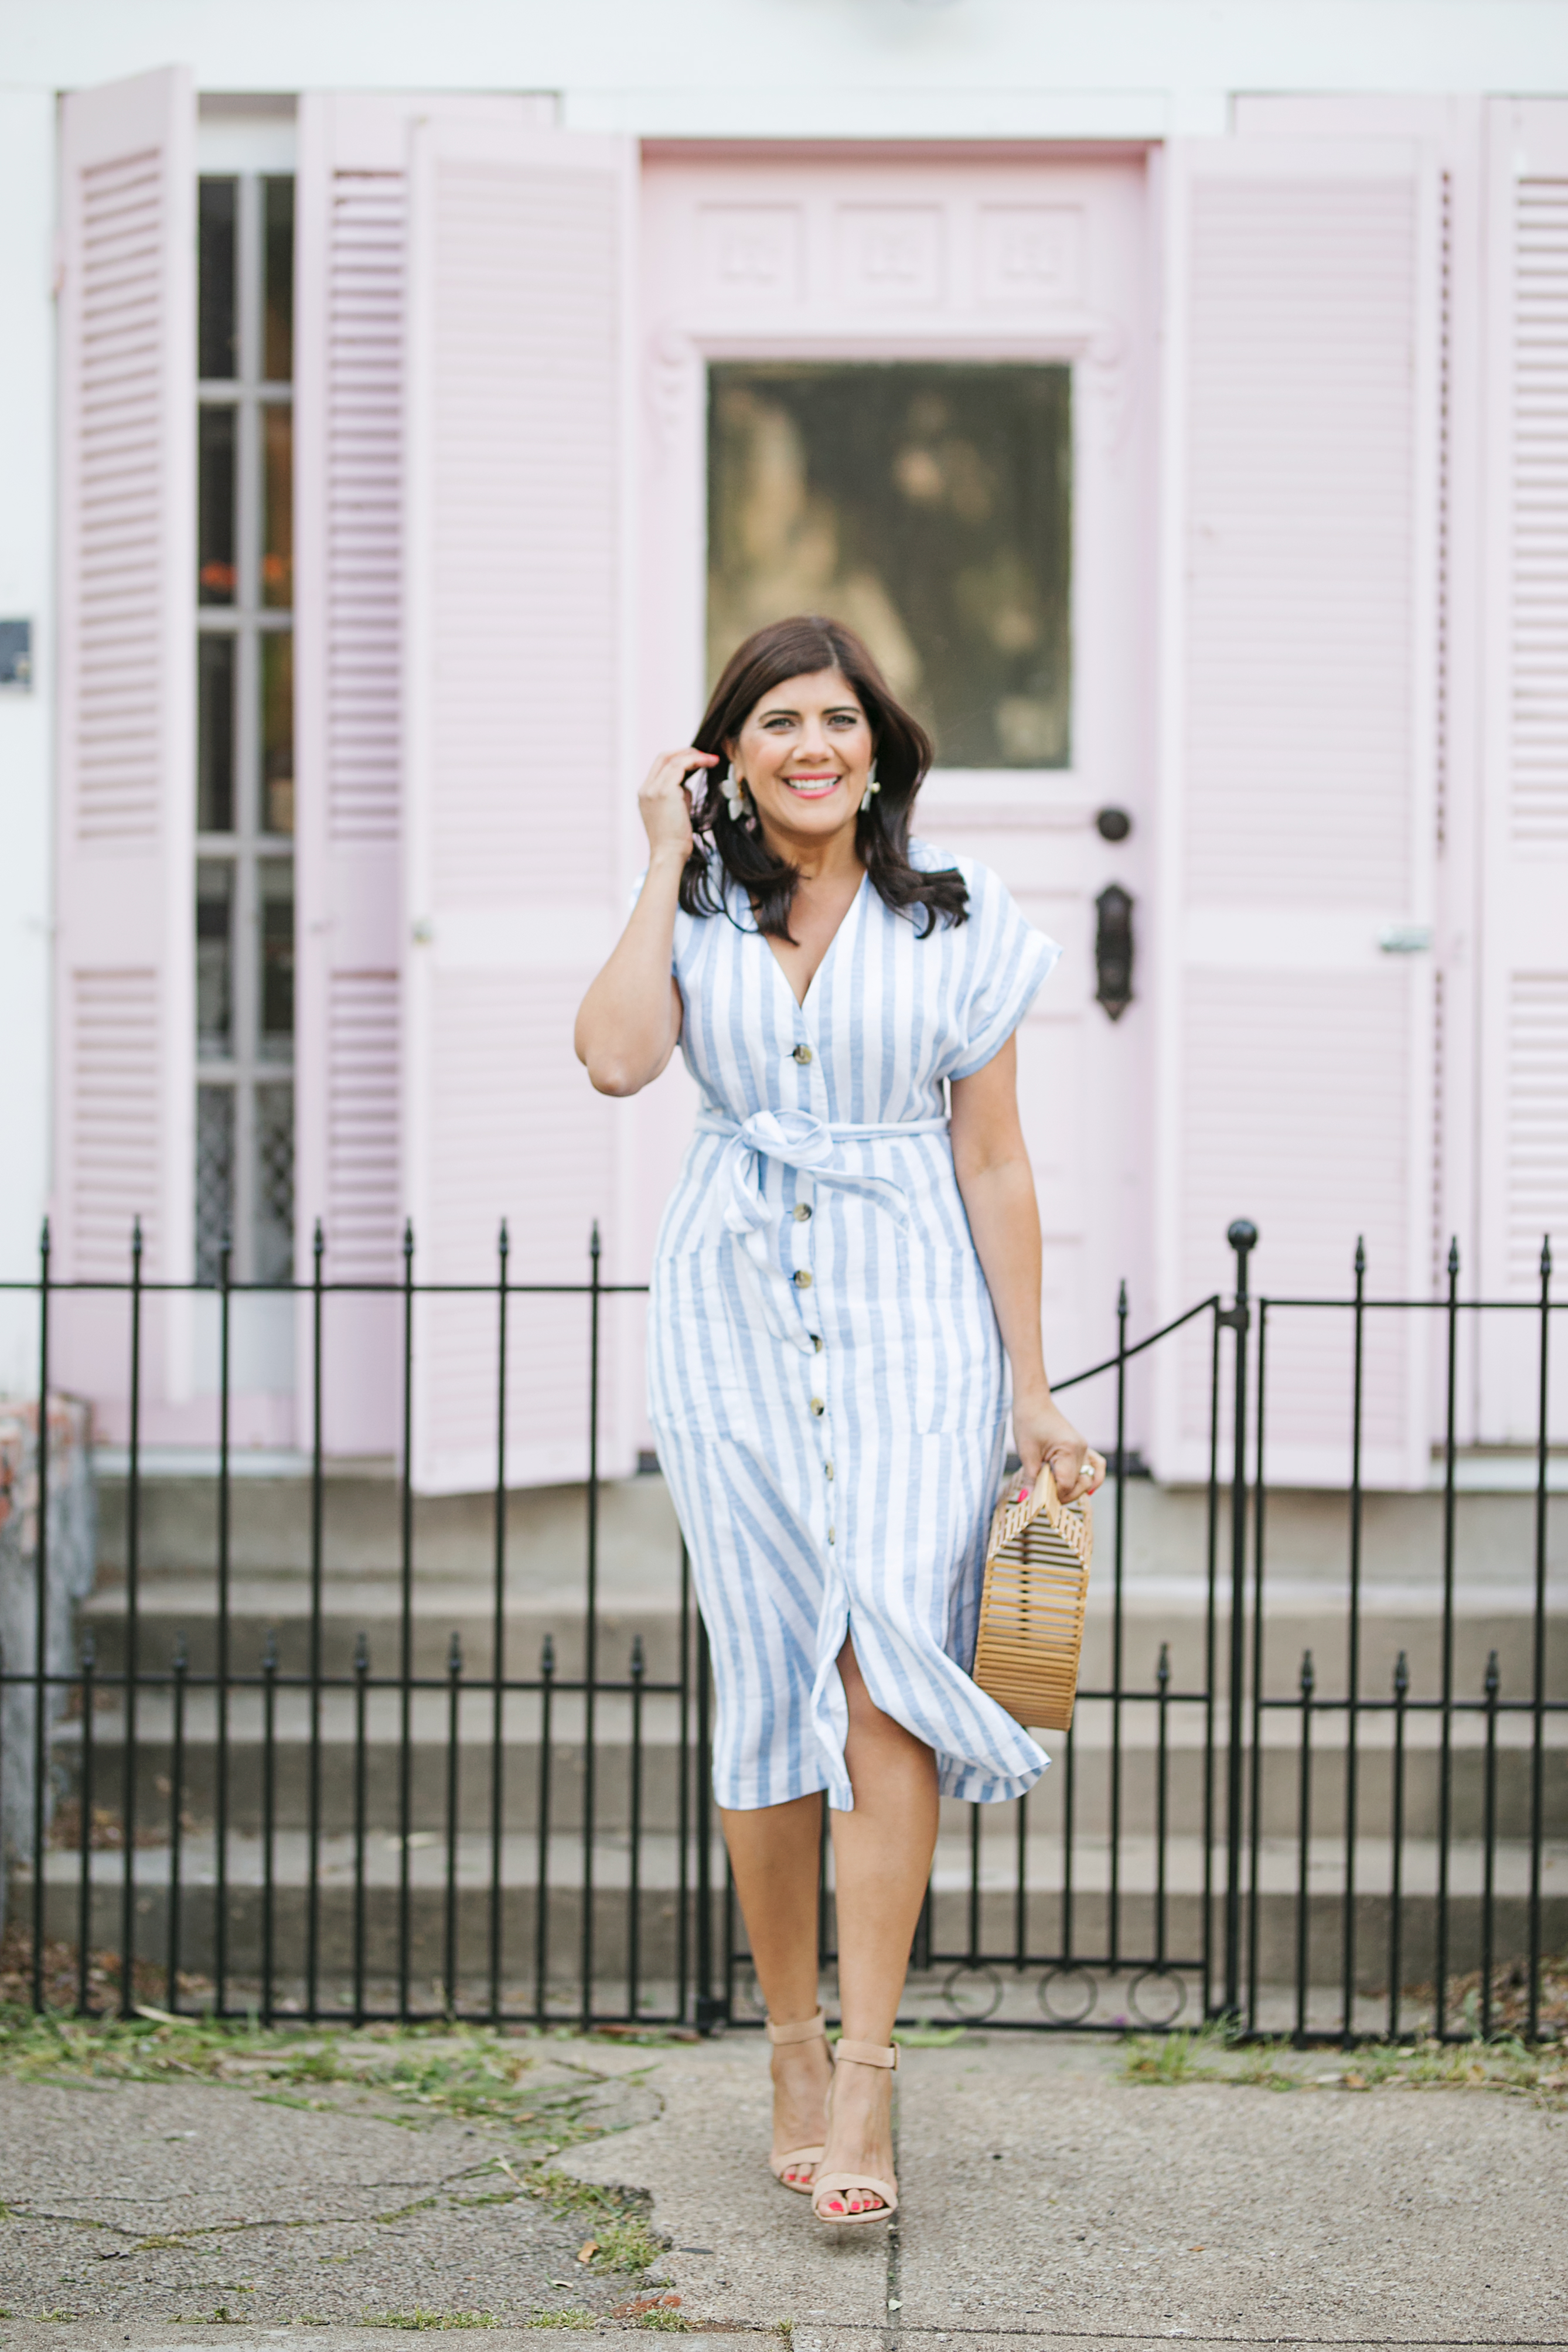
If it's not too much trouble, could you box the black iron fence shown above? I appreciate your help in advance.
[0,1218,1561,2040]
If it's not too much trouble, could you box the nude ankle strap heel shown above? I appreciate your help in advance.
[765,2009,829,2193]
[765,2008,827,2047]
[811,2038,900,2225]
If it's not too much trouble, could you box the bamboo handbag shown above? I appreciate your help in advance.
[972,1466,1093,1734]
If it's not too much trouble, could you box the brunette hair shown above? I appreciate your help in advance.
[680,614,968,940]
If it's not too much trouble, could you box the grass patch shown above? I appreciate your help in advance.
[362,2315,498,2332]
[635,2313,693,2333]
[527,2312,598,2329]
[588,2217,667,2274]
[1119,2022,1566,2105]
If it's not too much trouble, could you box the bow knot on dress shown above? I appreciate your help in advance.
[647,847,1061,1814]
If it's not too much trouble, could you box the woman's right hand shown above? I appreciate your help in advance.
[639,748,717,862]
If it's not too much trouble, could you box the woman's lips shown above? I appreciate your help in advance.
[782,775,842,799]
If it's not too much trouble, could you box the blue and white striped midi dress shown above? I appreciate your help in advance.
[647,843,1061,1812]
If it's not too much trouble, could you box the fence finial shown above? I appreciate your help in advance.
[38,1215,50,1262]
[1542,1233,1553,1284]
[1300,1648,1315,1699]
[1447,1235,1460,1280]
[313,1217,325,1262]
[1354,1233,1366,1279]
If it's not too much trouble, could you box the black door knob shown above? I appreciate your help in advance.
[1096,806,1133,843]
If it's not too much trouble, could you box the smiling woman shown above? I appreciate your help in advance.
[575,612,1103,2231]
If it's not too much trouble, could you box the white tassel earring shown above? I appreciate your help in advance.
[863,759,881,801]
[722,765,758,831]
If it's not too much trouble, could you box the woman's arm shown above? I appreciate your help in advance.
[950,1035,1102,1505]
[574,748,716,1098]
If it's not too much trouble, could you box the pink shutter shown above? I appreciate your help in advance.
[403,117,636,1494]
[293,94,552,1455]
[53,67,196,1430]
[1477,101,1568,1443]
[1153,138,1441,1487]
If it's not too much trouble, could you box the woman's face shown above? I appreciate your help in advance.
[727,667,875,851]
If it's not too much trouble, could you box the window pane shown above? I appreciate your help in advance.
[197,634,235,832]
[261,630,295,833]
[255,1083,295,1283]
[258,857,295,1058]
[263,177,295,383]
[195,1085,236,1284]
[196,860,234,1056]
[708,363,1072,769]
[261,403,292,607]
[198,178,237,380]
[198,405,237,604]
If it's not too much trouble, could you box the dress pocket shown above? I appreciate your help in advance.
[648,1250,764,1446]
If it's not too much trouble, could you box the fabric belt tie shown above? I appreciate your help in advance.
[695,1109,949,1350]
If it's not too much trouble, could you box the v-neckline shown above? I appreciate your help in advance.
[759,869,868,1012]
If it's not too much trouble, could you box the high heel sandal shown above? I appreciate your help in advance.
[810,2039,899,2225]
[766,2009,829,2193]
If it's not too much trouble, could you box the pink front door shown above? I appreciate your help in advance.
[631,145,1155,1416]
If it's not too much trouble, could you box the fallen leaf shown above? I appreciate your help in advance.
[577,2241,599,2265]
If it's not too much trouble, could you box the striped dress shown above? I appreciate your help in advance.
[647,843,1061,1812]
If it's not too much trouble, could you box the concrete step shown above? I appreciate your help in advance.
[47,1685,1565,1839]
[74,1569,1568,1702]
[16,1827,1566,1993]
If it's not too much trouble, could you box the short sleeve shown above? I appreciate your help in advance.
[946,859,1061,1081]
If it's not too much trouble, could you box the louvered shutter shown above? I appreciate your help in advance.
[293,93,552,1455]
[53,67,196,1427]
[402,117,635,1495]
[1477,101,1568,1442]
[1153,138,1441,1488]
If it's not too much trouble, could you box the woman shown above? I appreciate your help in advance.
[575,616,1102,2224]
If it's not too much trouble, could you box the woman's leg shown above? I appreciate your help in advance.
[816,1632,940,2215]
[720,1791,833,2182]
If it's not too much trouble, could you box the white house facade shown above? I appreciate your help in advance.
[1,1,1565,1489]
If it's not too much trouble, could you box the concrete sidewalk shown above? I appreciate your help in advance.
[1,2029,1564,2351]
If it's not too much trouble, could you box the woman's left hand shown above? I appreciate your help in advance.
[1013,1393,1106,1506]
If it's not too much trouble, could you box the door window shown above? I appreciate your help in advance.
[707,362,1072,768]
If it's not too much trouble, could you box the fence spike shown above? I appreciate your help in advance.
[1542,1234,1553,1283]
[131,1214,144,1264]
[1484,1648,1500,1699]
[172,1630,189,1673]
[1155,1639,1170,1690]
[262,1629,279,1674]
[1447,1235,1460,1279]
[1393,1649,1409,1699]
[541,1632,556,1676]
[630,1633,646,1678]
[353,1629,370,1673]
[403,1217,414,1261]
[80,1627,96,1672]
[1354,1233,1366,1279]
[1300,1648,1315,1700]
[448,1629,463,1675]
[39,1215,50,1262]
[313,1217,325,1261]
[498,1217,510,1262]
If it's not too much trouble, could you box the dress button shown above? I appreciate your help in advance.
[812,1334,824,1352]
[792,1043,813,1065]
[824,1460,834,1480]
[793,1268,813,1289]
[810,1397,826,1417]
[793,1202,812,1222]
[827,1525,836,1545]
